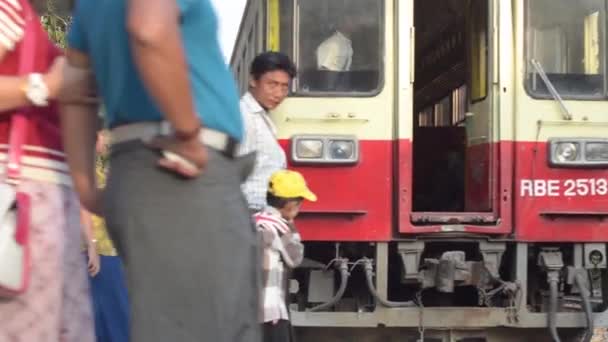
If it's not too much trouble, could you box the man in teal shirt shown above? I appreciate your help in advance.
[61,1,260,341]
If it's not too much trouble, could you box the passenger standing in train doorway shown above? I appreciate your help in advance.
[239,52,297,213]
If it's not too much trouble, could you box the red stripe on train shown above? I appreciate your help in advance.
[279,139,608,242]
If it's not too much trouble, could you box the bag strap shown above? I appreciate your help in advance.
[6,0,37,183]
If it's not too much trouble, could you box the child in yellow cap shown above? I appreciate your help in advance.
[253,170,316,342]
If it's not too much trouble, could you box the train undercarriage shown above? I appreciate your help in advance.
[289,241,607,341]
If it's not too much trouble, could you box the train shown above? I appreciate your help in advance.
[231,0,608,341]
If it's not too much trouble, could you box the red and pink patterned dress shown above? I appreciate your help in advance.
[0,1,94,340]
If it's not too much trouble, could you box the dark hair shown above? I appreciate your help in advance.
[250,51,297,80]
[267,192,302,209]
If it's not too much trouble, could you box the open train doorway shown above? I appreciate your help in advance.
[411,0,495,221]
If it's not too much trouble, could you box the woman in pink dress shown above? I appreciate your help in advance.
[0,0,95,340]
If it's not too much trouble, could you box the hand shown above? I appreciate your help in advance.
[87,243,101,277]
[146,133,208,178]
[44,56,97,104]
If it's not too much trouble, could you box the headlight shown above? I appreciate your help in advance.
[554,142,579,162]
[295,139,324,159]
[549,138,608,167]
[585,142,608,162]
[292,135,359,164]
[329,140,355,160]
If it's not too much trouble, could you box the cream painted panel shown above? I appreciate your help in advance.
[271,0,396,141]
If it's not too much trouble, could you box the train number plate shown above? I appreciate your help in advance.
[520,178,608,197]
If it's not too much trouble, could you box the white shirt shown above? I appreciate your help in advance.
[316,31,353,72]
[238,92,287,210]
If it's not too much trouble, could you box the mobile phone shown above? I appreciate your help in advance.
[162,150,199,174]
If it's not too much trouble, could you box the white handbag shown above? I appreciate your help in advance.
[0,184,31,297]
[0,0,35,298]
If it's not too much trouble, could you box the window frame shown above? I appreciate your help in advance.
[266,0,387,98]
[523,0,608,101]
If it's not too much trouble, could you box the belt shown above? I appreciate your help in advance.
[109,121,239,158]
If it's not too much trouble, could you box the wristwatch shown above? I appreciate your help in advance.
[23,73,50,107]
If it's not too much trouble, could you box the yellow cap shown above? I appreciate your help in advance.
[268,170,317,202]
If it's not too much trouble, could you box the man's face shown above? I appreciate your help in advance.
[249,70,291,110]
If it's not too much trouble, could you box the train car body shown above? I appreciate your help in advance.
[232,0,608,340]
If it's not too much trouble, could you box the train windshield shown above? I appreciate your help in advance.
[525,0,608,100]
[269,0,384,95]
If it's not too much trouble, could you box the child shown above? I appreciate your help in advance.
[254,170,317,342]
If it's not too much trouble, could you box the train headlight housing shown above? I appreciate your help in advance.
[549,138,608,167]
[585,142,608,162]
[292,135,359,164]
[295,139,324,159]
[329,140,356,160]
[554,142,579,163]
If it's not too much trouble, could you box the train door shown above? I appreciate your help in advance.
[464,0,494,212]
[405,0,499,227]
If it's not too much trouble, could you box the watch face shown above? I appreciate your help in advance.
[27,74,49,106]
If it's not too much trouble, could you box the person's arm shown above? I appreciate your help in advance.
[80,207,95,245]
[0,0,95,112]
[0,0,54,111]
[279,229,304,268]
[60,49,101,214]
[257,214,303,267]
[80,208,100,276]
[257,221,275,249]
[60,5,102,214]
[127,0,200,137]
[0,57,96,112]
[127,0,208,177]
[0,75,29,111]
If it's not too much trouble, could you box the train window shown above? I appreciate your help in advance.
[525,0,608,100]
[267,0,384,96]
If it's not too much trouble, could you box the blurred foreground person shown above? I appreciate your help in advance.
[0,0,95,340]
[62,0,260,341]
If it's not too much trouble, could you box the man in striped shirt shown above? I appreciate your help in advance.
[254,170,316,342]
